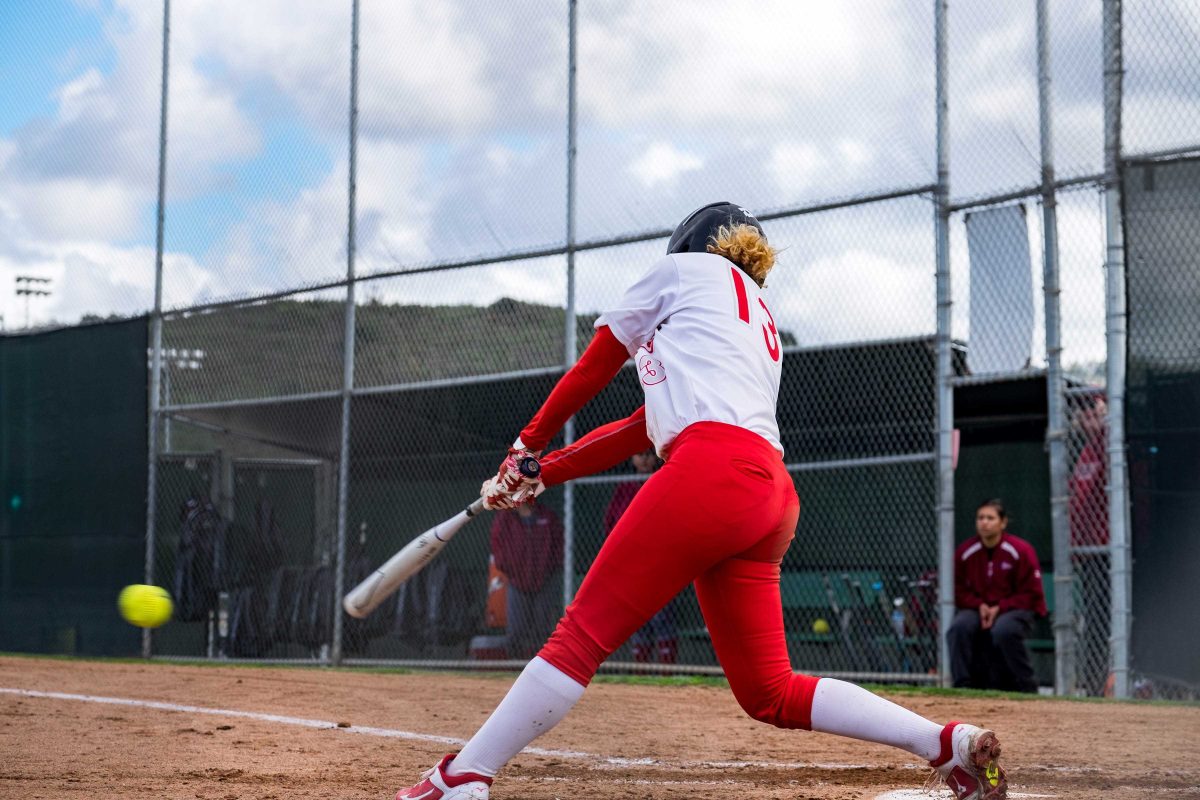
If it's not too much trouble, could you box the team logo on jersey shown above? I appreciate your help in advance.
[639,356,666,386]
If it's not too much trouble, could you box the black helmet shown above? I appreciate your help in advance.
[666,201,766,255]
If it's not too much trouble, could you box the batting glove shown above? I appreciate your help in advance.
[480,449,543,510]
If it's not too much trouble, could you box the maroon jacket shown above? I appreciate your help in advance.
[490,506,563,593]
[604,481,642,534]
[1069,436,1109,547]
[954,531,1048,617]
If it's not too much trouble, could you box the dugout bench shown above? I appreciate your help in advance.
[676,569,1057,686]
[676,569,937,675]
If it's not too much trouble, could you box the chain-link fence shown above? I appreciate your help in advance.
[1123,156,1200,702]
[3,2,1197,698]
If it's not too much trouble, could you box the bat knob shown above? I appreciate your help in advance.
[518,456,541,479]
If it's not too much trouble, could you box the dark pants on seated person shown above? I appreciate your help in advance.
[948,608,1037,692]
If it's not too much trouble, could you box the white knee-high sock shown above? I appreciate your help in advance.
[448,656,586,778]
[808,678,944,761]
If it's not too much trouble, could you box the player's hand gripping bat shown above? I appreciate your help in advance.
[341,455,541,619]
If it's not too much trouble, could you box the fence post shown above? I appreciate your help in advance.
[1037,0,1075,697]
[331,0,360,667]
[933,0,955,688]
[143,0,172,660]
[561,0,580,611]
[1102,0,1132,700]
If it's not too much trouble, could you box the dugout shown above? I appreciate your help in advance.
[5,311,1068,674]
[953,374,1053,561]
[953,372,1057,686]
[155,334,957,667]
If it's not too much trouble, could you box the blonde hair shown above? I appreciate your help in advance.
[707,224,776,287]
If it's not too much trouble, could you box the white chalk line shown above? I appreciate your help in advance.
[0,686,888,772]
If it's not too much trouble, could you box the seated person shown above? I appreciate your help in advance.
[947,498,1048,693]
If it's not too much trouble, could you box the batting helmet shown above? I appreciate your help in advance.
[666,201,766,255]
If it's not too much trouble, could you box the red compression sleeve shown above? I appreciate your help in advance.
[518,326,630,452]
[539,407,652,487]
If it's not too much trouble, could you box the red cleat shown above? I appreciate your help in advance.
[927,722,1008,800]
[395,754,492,800]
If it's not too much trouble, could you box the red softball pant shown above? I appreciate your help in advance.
[539,422,819,729]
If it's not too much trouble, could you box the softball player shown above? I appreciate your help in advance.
[395,202,1007,800]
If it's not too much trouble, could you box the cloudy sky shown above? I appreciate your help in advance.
[1,0,1196,366]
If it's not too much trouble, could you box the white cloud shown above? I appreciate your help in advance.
[186,160,355,305]
[7,178,143,240]
[628,142,702,189]
[359,255,567,310]
[54,68,106,122]
[580,1,871,127]
[1124,93,1200,156]
[163,59,260,197]
[355,141,432,270]
[775,249,932,344]
[965,82,1037,124]
[1054,194,1107,364]
[486,145,516,174]
[1053,101,1104,173]
[768,139,879,196]
[163,0,495,136]
[0,237,214,328]
[963,16,1032,77]
[836,140,874,170]
[3,0,1194,334]
[769,142,827,193]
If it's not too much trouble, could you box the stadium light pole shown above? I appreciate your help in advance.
[148,348,205,452]
[15,276,52,329]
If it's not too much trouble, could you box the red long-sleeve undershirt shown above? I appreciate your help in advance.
[540,406,652,487]
[515,325,653,486]
[518,325,630,451]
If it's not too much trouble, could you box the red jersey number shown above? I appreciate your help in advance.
[759,298,781,362]
[730,267,780,361]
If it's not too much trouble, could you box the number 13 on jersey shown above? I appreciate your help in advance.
[730,266,780,362]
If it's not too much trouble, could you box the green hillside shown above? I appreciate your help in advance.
[161,298,595,405]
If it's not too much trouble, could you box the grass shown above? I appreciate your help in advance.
[5,650,1194,707]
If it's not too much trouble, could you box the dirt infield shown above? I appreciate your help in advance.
[1,656,1197,799]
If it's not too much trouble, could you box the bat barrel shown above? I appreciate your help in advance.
[341,504,482,619]
[343,571,388,619]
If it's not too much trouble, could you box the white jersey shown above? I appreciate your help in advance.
[596,252,784,457]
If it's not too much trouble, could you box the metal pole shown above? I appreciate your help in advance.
[933,0,955,688]
[561,0,579,611]
[142,0,171,660]
[1102,0,1132,700]
[331,0,360,667]
[1038,0,1074,697]
[163,365,172,452]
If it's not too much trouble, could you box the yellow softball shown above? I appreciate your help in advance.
[118,584,174,629]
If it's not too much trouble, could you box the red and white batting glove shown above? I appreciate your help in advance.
[480,448,543,510]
